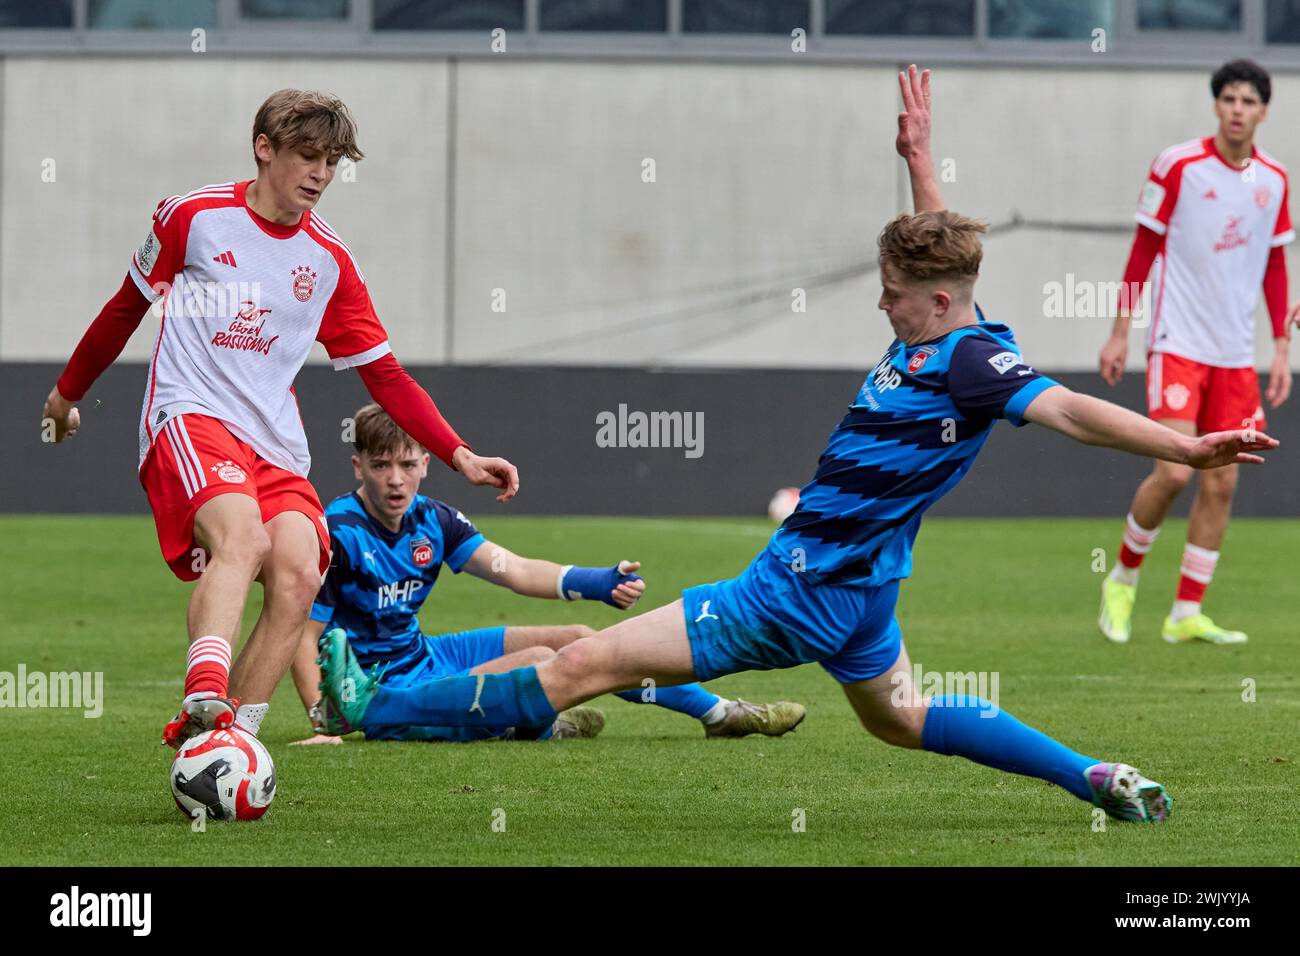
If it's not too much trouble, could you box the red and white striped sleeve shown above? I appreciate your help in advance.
[310,214,391,369]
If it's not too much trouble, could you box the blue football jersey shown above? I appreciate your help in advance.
[310,492,487,674]
[766,314,1058,587]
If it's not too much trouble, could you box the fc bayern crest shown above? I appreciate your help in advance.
[410,537,433,567]
[908,345,938,374]
[291,265,317,302]
[1255,186,1272,209]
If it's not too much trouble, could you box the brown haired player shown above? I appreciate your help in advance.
[317,66,1278,824]
[1098,60,1293,646]
[287,404,806,744]
[40,89,518,762]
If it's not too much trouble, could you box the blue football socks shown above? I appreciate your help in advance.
[361,665,558,732]
[615,682,720,720]
[921,695,1095,801]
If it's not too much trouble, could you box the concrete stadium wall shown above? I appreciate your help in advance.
[5,362,1300,517]
[5,56,1300,375]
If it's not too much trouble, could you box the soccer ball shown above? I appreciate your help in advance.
[767,487,800,523]
[170,728,276,821]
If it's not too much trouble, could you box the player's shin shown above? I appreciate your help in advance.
[921,695,1096,801]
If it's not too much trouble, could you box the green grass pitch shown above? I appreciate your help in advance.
[1,514,1296,866]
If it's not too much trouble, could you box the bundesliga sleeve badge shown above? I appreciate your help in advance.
[136,230,161,274]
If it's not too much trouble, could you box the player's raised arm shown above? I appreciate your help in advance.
[895,64,944,214]
[1022,385,1278,468]
[461,541,645,609]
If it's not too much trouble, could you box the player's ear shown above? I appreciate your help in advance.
[253,133,275,168]
[351,453,363,481]
[419,452,430,479]
[932,287,952,317]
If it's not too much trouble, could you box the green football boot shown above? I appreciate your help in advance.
[1162,613,1247,645]
[316,627,382,735]
[1098,577,1137,643]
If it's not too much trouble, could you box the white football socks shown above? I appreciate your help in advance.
[235,702,269,736]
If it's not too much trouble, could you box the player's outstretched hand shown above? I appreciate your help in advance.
[289,733,343,746]
[610,560,646,609]
[41,386,80,442]
[895,63,932,161]
[452,447,520,503]
[1186,428,1279,469]
[1099,334,1127,386]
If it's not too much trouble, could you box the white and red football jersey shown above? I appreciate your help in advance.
[129,181,389,476]
[1135,137,1293,368]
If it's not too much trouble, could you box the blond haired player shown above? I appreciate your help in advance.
[41,90,518,756]
[317,67,1278,824]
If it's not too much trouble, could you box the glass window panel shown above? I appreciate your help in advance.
[0,0,72,27]
[89,0,217,29]
[539,0,667,31]
[1266,0,1300,42]
[373,0,525,30]
[825,0,974,36]
[683,0,809,34]
[241,0,350,18]
[989,0,1113,38]
[1137,0,1241,31]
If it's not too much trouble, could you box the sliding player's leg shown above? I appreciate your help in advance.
[838,643,1171,822]
[499,624,790,732]
[227,509,324,735]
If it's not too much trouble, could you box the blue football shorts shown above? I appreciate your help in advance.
[682,550,902,684]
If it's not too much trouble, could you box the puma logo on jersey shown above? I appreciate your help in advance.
[694,600,720,624]
[212,250,238,267]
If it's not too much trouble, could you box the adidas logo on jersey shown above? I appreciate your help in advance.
[212,250,238,267]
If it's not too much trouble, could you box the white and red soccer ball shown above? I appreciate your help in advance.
[767,487,800,524]
[170,728,276,821]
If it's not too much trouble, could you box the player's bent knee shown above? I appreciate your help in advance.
[210,526,273,571]
[550,636,609,688]
[269,560,324,611]
[862,704,926,750]
[520,646,557,666]
[1199,467,1238,500]
[1154,462,1193,496]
